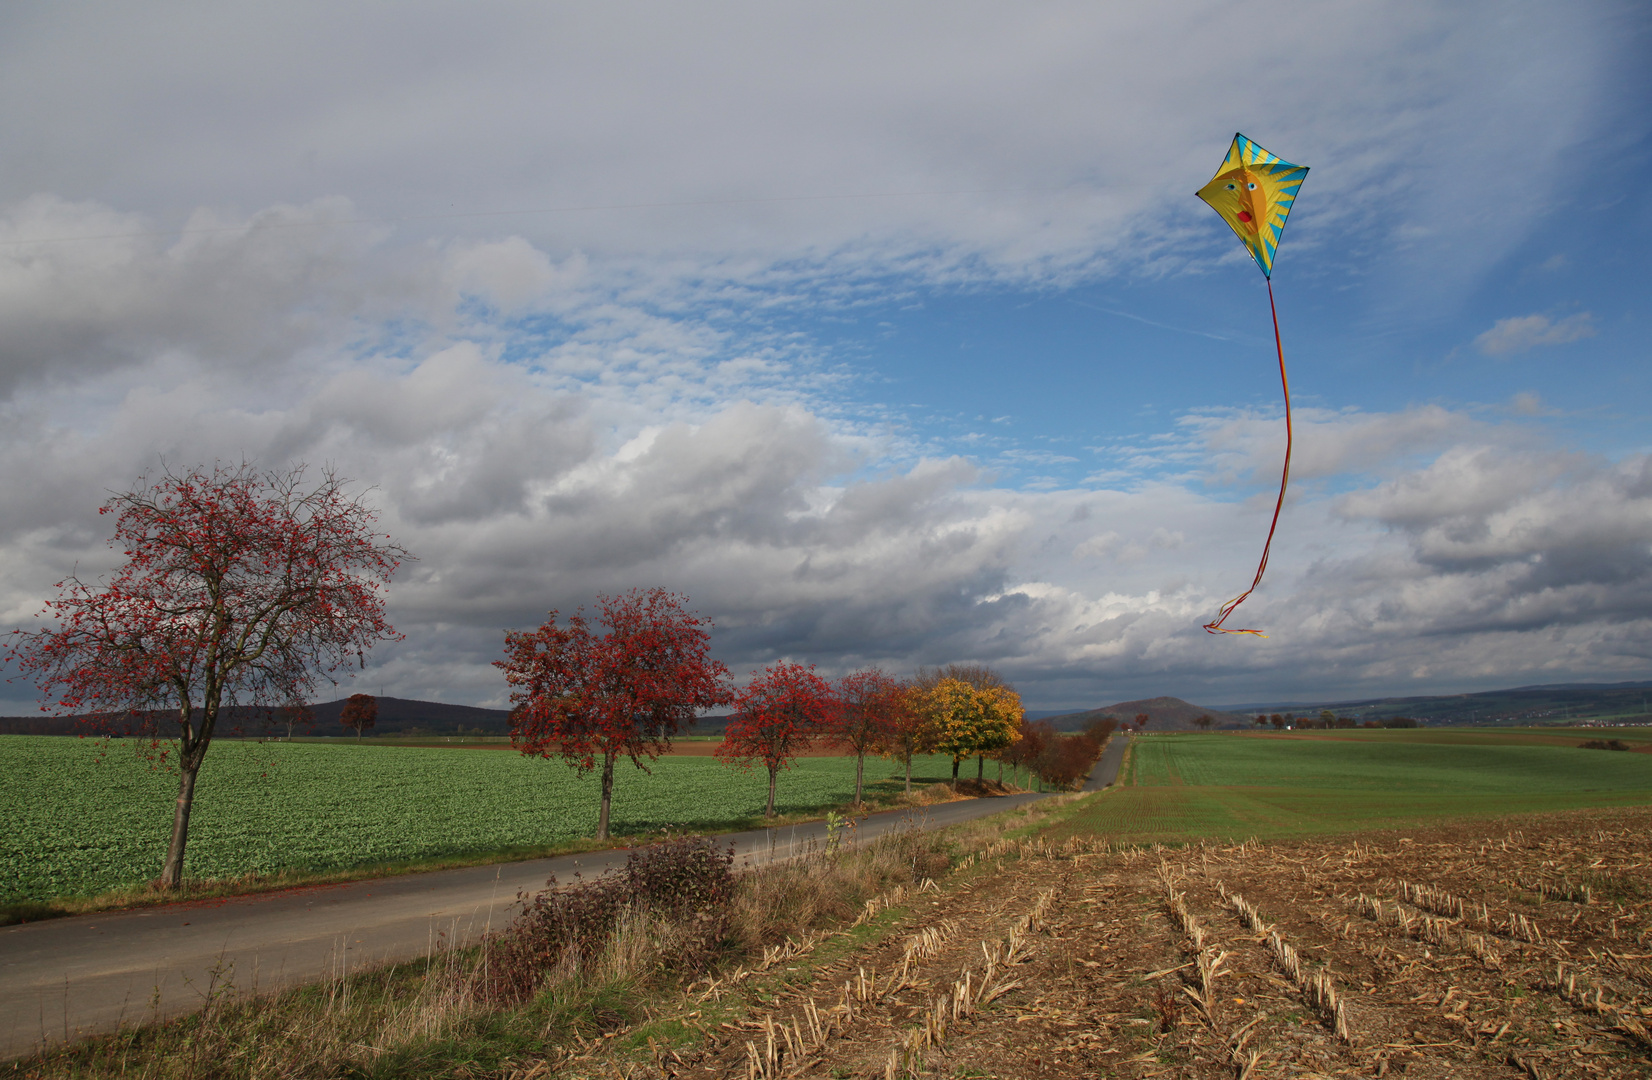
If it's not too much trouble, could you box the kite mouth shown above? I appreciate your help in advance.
[1236,210,1253,223]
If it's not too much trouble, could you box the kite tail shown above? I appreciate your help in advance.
[1205,277,1292,637]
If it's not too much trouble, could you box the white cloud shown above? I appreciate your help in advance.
[1474,312,1597,357]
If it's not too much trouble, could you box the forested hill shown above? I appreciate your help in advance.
[1214,681,1652,726]
[0,698,740,737]
[1040,696,1247,732]
[0,697,512,737]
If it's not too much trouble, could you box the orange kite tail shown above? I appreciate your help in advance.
[1204,277,1292,637]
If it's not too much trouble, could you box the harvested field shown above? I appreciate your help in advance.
[542,805,1652,1079]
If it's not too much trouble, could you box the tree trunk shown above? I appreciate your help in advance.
[161,699,214,890]
[976,754,984,781]
[596,751,616,840]
[159,762,199,889]
[951,757,960,785]
[765,765,778,817]
[904,753,912,794]
[853,751,865,806]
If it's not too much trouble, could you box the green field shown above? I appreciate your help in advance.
[1052,729,1652,845]
[0,736,957,903]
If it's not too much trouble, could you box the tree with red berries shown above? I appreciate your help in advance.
[497,588,731,840]
[861,680,931,794]
[8,463,408,889]
[718,661,833,818]
[832,668,904,806]
[340,693,378,738]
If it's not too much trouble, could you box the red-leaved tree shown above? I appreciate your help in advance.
[497,588,731,840]
[1003,718,1053,788]
[833,668,904,806]
[1034,730,1103,790]
[340,693,378,738]
[7,463,408,888]
[879,680,931,794]
[718,661,833,818]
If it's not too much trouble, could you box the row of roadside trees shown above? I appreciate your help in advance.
[498,590,1112,839]
[7,463,1113,884]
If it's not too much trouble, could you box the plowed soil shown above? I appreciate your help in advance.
[554,806,1652,1079]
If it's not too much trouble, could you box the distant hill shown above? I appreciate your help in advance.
[1214,681,1652,727]
[1041,696,1246,732]
[0,697,737,737]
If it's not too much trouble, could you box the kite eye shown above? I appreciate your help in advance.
[1247,182,1257,189]
[1225,183,1236,190]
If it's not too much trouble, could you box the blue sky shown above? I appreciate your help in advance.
[0,2,1649,712]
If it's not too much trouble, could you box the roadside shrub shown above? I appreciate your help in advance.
[1034,732,1103,789]
[1579,739,1631,752]
[477,835,734,1003]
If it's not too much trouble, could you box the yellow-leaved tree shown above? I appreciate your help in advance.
[918,676,1024,785]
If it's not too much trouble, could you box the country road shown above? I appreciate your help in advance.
[2,737,1127,1061]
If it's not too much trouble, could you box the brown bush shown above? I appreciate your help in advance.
[477,835,735,1003]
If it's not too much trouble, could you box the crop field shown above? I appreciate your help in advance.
[568,808,1652,1079]
[1052,729,1652,846]
[0,736,956,903]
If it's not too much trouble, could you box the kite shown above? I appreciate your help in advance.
[1194,132,1309,636]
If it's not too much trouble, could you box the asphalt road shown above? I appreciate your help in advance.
[2,786,1058,1060]
[1085,732,1131,791]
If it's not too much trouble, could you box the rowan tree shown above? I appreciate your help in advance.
[7,463,408,889]
[1135,712,1151,729]
[878,680,931,794]
[497,588,731,841]
[832,668,904,806]
[340,693,378,738]
[1194,714,1212,730]
[718,661,834,818]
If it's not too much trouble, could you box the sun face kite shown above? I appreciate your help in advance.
[1193,132,1310,636]
[1195,134,1308,279]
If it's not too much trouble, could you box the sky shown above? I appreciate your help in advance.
[1,1,1649,713]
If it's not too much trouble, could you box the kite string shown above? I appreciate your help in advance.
[1204,276,1292,636]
